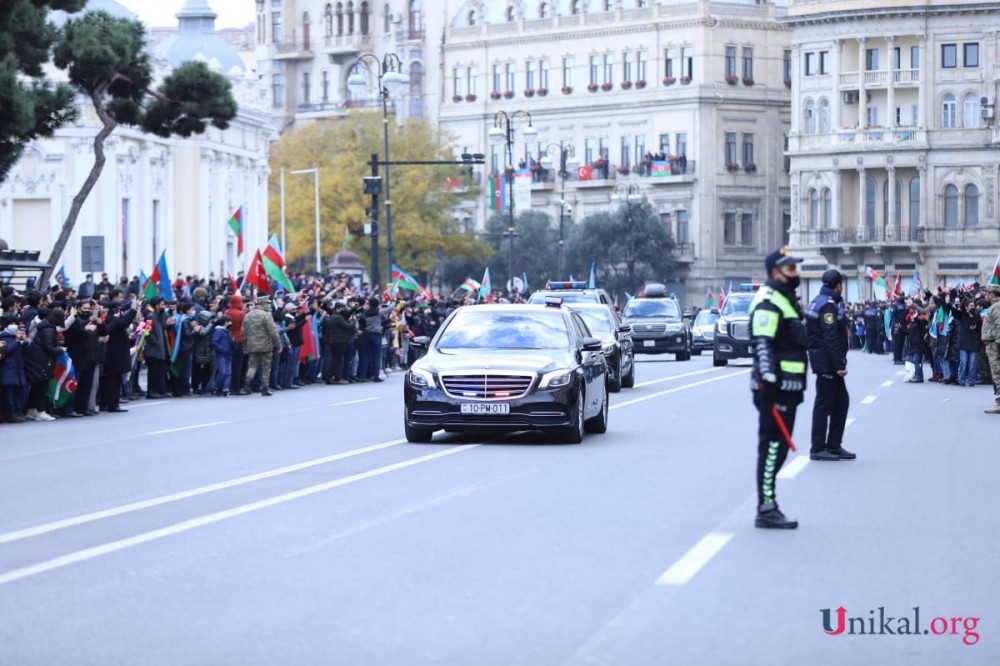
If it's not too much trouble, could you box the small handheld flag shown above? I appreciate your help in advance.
[227,206,244,256]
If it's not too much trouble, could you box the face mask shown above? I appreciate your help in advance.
[784,275,801,290]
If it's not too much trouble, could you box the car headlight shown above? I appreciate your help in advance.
[602,343,616,355]
[716,321,727,334]
[407,368,436,389]
[540,369,573,389]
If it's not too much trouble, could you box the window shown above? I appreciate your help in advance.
[590,55,599,85]
[525,63,533,89]
[944,184,959,227]
[505,63,515,91]
[324,4,333,37]
[409,0,422,36]
[634,134,645,166]
[909,177,920,238]
[507,6,516,21]
[563,57,574,88]
[539,60,549,88]
[539,2,548,18]
[272,11,283,42]
[911,45,919,70]
[599,137,608,160]
[302,71,311,103]
[346,1,354,34]
[603,54,613,84]
[492,64,501,93]
[725,46,736,79]
[620,135,631,168]
[665,48,677,78]
[335,2,343,35]
[623,51,633,82]
[681,46,693,79]
[740,213,753,246]
[469,65,478,94]
[942,93,957,128]
[676,210,689,243]
[571,0,580,14]
[454,66,465,96]
[865,48,878,71]
[741,133,754,167]
[783,49,792,82]
[659,133,670,154]
[819,51,829,75]
[964,43,979,67]
[360,2,369,34]
[804,99,816,133]
[809,189,819,229]
[865,177,876,231]
[637,51,647,81]
[724,132,737,165]
[742,47,753,81]
[660,211,672,231]
[675,133,686,157]
[819,98,831,132]
[724,212,737,245]
[965,184,979,226]
[272,73,284,106]
[866,105,879,127]
[964,93,980,128]
[941,44,957,69]
[468,9,477,25]
[383,2,390,33]
[322,70,330,101]
[804,52,815,76]
[822,189,832,229]
[585,138,595,164]
[893,47,901,70]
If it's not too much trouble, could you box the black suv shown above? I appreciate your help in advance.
[621,283,691,360]
[712,290,756,366]
[526,281,614,306]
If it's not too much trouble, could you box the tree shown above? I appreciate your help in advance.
[483,210,560,290]
[565,200,677,301]
[269,114,490,287]
[0,0,85,183]
[37,10,238,286]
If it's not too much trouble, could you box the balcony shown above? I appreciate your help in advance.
[674,243,695,264]
[272,40,313,60]
[323,33,371,57]
[798,227,924,247]
[839,69,919,89]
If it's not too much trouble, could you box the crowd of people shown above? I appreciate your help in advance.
[0,272,484,424]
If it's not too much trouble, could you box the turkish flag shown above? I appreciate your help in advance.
[577,165,593,181]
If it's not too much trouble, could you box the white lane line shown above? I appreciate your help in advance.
[861,395,877,405]
[0,438,407,545]
[614,370,750,410]
[123,401,168,409]
[846,417,855,428]
[635,367,729,388]
[329,397,379,408]
[777,455,810,479]
[148,421,230,436]
[881,380,893,387]
[895,370,905,376]
[0,444,479,587]
[656,533,734,586]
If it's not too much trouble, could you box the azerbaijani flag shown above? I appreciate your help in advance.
[47,351,77,408]
[391,264,428,297]
[480,267,492,302]
[705,287,716,309]
[156,251,172,301]
[912,269,924,296]
[460,277,482,292]
[55,266,71,289]
[263,234,296,293]
[989,253,1000,287]
[865,265,889,291]
[227,206,244,256]
[489,176,507,211]
[650,160,672,177]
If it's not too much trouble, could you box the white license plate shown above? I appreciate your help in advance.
[460,403,510,415]
[643,340,656,347]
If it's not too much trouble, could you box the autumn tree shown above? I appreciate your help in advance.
[483,209,561,290]
[269,114,489,287]
[37,10,237,285]
[0,0,85,182]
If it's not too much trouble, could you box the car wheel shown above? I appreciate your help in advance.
[691,349,702,356]
[609,359,622,393]
[584,389,609,434]
[404,419,434,443]
[713,354,728,367]
[559,389,586,444]
[676,351,691,361]
[621,358,635,388]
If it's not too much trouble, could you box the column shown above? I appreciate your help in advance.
[917,164,928,241]
[887,164,896,240]
[886,36,895,129]
[857,167,866,239]
[834,167,843,229]
[917,36,927,128]
[858,38,867,125]
[832,40,842,129]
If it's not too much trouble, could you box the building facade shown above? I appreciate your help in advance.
[783,0,1000,303]
[0,0,275,286]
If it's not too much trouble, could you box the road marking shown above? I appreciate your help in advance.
[148,421,230,436]
[655,533,734,586]
[0,444,479,586]
[846,417,855,428]
[614,370,750,410]
[0,438,408,545]
[635,367,728,388]
[329,397,379,408]
[895,370,905,376]
[124,401,168,409]
[777,455,809,479]
[881,380,893,387]
[861,395,877,404]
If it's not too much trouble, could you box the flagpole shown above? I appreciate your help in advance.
[280,167,286,259]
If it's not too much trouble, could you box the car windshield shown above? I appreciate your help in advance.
[528,291,598,303]
[721,296,754,316]
[623,299,680,319]
[437,310,570,350]
[694,311,720,327]
[574,309,613,335]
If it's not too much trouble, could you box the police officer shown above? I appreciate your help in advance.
[805,270,856,461]
[750,248,808,529]
[890,294,908,364]
[863,301,881,353]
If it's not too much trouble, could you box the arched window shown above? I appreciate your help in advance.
[882,177,902,234]
[335,2,343,35]
[325,4,333,37]
[346,1,354,34]
[944,184,959,227]
[818,98,831,133]
[804,99,816,133]
[409,62,423,94]
[468,10,477,26]
[384,3,390,33]
[360,1,369,35]
[942,93,957,128]
[963,92,980,128]
[909,177,920,240]
[302,11,310,50]
[571,0,581,13]
[507,6,516,22]
[539,3,549,18]
[409,0,422,35]
[865,177,877,234]
[809,189,820,229]
[822,188,832,228]
[964,184,979,226]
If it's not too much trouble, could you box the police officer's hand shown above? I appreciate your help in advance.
[760,381,780,405]
[837,369,848,377]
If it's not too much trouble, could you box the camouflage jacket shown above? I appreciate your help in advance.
[241,304,281,353]
[982,301,1000,343]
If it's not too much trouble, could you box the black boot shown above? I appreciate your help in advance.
[829,446,856,460]
[809,450,840,461]
[755,502,798,529]
[261,387,272,397]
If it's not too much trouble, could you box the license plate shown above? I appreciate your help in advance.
[460,403,510,415]
[643,340,656,347]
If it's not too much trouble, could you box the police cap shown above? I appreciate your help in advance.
[764,248,804,273]
[822,269,843,287]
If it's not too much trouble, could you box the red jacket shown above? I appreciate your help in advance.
[225,294,246,343]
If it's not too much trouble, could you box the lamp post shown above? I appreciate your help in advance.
[488,110,537,293]
[540,144,578,278]
[611,182,644,206]
[348,52,409,288]
[290,166,321,273]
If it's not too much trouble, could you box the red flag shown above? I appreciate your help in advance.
[299,314,319,363]
[226,268,239,295]
[576,165,593,181]
[245,249,270,294]
[892,272,902,298]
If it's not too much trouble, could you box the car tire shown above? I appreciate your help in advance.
[560,389,586,444]
[404,420,434,443]
[676,351,691,361]
[584,388,609,434]
[691,349,702,356]
[713,354,728,367]
[609,360,622,393]
[621,359,635,388]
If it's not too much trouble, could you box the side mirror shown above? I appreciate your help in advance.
[410,336,430,350]
[582,336,603,352]
[618,323,632,334]
[710,308,719,314]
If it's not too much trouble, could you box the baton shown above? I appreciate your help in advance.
[770,405,798,452]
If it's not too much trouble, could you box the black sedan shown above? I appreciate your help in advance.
[565,302,635,391]
[403,303,610,444]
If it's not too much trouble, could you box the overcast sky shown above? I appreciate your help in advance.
[116,0,254,29]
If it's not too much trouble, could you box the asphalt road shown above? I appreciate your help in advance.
[0,350,996,665]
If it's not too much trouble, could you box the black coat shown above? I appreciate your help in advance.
[25,320,61,385]
[104,309,138,374]
[0,330,27,387]
[64,316,103,366]
[907,315,928,354]
[805,285,848,375]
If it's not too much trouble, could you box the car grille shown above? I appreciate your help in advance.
[440,373,535,400]
[731,322,751,340]
[631,323,667,335]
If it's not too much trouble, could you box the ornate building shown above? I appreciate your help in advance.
[783,0,1000,302]
[0,0,275,285]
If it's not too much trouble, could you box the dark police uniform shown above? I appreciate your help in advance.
[805,278,854,461]
[890,297,908,363]
[863,303,881,353]
[749,252,808,529]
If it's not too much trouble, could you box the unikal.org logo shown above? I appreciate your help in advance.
[820,606,980,646]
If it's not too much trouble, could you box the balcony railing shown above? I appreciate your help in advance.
[797,227,924,245]
[839,69,920,89]
[674,243,695,262]
[323,33,371,50]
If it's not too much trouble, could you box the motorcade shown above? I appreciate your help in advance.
[565,302,635,391]
[403,300,610,443]
[690,309,720,355]
[621,283,692,360]
[712,284,761,366]
[525,281,614,306]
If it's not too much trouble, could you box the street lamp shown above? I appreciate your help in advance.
[289,166,321,273]
[611,182,644,206]
[488,110,537,292]
[348,52,409,287]
[540,144,578,278]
